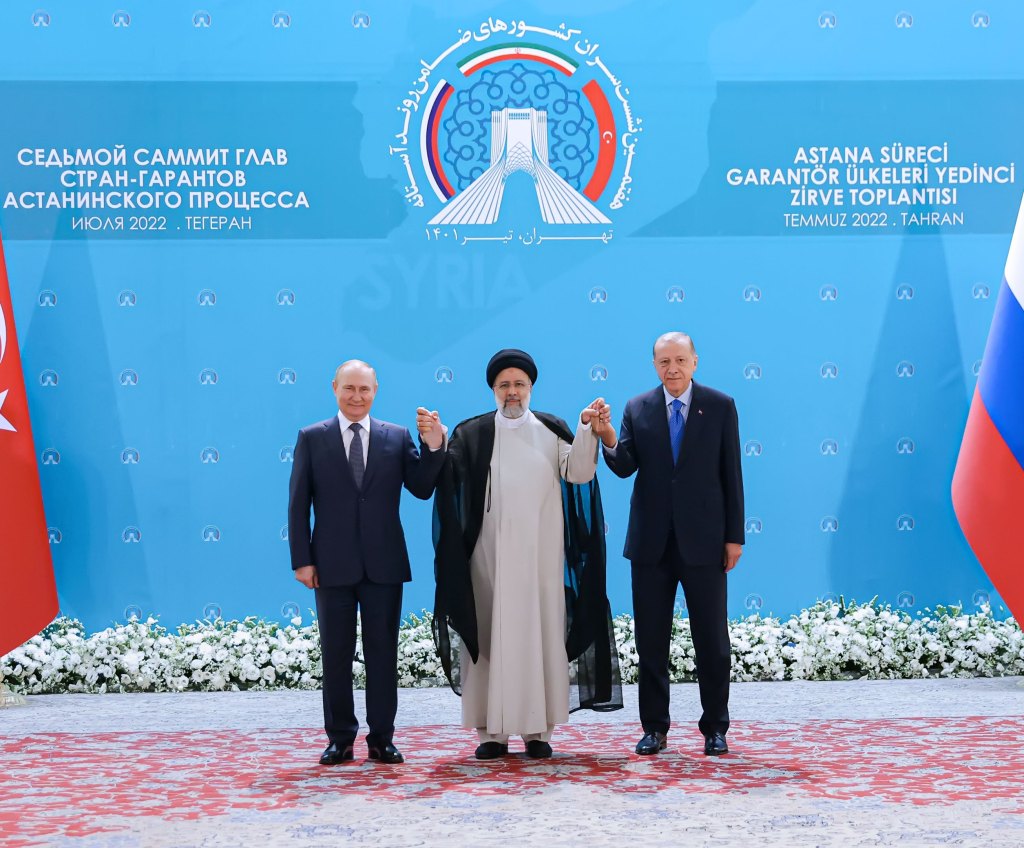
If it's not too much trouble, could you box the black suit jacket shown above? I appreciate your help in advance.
[603,382,744,566]
[288,415,444,586]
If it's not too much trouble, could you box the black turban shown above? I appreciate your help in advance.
[486,349,537,386]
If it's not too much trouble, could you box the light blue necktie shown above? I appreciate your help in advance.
[669,398,685,463]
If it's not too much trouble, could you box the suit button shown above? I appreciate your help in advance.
[359,497,366,503]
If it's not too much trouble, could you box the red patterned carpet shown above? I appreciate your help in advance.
[3,716,1024,847]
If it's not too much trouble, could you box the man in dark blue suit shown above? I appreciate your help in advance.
[599,332,744,757]
[288,360,445,765]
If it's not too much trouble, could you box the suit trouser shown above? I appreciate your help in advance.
[631,534,730,737]
[315,580,403,747]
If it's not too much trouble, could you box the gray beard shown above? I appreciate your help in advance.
[499,402,527,419]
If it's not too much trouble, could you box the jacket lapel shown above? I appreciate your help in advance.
[361,418,388,490]
[645,387,674,467]
[676,381,705,468]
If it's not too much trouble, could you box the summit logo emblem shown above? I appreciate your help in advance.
[393,18,641,243]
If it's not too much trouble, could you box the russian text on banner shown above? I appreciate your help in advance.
[0,229,59,658]
[952,195,1024,624]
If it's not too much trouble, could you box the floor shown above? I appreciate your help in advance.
[2,678,1023,847]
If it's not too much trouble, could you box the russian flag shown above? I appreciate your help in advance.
[952,196,1024,624]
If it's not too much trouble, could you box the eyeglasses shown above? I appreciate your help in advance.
[494,381,530,392]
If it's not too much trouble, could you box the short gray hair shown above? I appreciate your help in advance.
[652,332,696,358]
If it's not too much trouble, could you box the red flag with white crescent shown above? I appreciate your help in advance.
[0,229,58,658]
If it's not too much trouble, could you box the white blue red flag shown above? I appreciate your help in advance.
[0,229,59,658]
[952,196,1024,624]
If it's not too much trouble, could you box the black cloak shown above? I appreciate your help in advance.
[431,410,622,713]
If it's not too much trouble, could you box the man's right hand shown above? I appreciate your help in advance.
[294,565,319,589]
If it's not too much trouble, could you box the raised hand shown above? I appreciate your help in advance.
[416,406,445,450]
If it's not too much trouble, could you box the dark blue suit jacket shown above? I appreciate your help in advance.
[603,382,745,566]
[288,415,444,586]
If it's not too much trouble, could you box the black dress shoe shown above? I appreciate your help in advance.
[635,731,668,755]
[525,740,552,759]
[367,742,405,764]
[319,742,354,765]
[703,732,729,756]
[475,741,509,760]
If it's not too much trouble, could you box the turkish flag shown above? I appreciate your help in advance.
[0,229,58,658]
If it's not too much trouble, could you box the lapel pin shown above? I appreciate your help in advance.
[698,409,703,415]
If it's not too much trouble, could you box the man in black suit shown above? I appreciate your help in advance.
[599,332,744,756]
[288,359,445,765]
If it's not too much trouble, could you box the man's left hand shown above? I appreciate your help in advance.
[723,543,743,573]
[416,407,445,450]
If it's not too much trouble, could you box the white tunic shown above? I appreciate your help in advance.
[460,410,599,738]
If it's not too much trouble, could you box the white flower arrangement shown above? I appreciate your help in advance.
[1,601,1021,695]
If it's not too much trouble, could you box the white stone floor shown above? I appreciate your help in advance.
[4,676,1023,734]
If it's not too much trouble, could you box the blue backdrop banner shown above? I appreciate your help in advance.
[0,1,1019,630]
